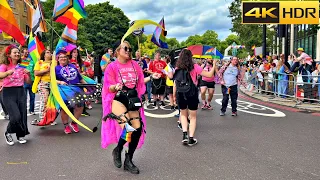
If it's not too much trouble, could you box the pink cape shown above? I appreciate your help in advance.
[101,60,146,149]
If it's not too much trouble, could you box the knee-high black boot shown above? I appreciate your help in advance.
[124,127,142,174]
[113,138,126,168]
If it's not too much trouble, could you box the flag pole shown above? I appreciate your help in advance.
[50,18,54,51]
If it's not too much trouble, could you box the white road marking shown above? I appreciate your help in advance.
[215,99,286,117]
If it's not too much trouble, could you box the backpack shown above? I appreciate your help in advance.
[174,69,197,99]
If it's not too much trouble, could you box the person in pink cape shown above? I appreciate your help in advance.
[101,41,160,174]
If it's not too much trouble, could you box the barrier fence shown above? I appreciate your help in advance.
[241,70,320,105]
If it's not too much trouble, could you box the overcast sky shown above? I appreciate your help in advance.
[85,0,234,42]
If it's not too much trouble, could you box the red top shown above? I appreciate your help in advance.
[148,60,167,78]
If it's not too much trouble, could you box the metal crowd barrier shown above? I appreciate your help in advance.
[240,70,320,105]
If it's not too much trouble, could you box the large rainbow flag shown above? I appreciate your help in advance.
[0,0,26,45]
[52,0,87,30]
[151,17,168,49]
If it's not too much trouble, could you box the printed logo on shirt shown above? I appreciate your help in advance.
[60,66,78,81]
[118,67,138,87]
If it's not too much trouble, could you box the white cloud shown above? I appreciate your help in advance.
[85,0,234,42]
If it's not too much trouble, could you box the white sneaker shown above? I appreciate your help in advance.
[17,137,27,144]
[87,105,93,110]
[4,133,14,146]
[51,121,57,126]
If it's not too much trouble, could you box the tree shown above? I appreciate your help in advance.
[166,38,180,49]
[140,35,158,57]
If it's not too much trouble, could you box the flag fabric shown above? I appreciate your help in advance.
[28,33,41,63]
[35,36,45,56]
[151,17,168,49]
[55,26,77,53]
[52,0,87,30]
[0,0,26,45]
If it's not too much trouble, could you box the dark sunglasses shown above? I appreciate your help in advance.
[122,46,132,52]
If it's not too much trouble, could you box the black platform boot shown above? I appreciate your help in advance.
[112,147,122,168]
[124,153,140,174]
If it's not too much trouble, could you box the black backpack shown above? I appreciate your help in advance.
[174,69,197,99]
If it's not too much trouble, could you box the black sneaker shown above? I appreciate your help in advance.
[182,132,188,145]
[231,112,237,116]
[4,132,14,146]
[171,106,175,110]
[81,111,90,116]
[160,101,165,106]
[188,138,198,146]
[177,121,182,130]
[153,101,157,107]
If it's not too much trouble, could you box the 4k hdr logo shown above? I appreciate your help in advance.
[242,1,319,24]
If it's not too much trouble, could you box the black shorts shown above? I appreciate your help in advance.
[152,78,166,95]
[166,86,173,94]
[114,92,130,110]
[177,91,199,111]
[200,80,215,89]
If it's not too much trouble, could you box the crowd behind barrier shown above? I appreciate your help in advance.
[241,68,320,105]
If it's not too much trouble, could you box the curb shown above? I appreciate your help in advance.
[239,86,320,113]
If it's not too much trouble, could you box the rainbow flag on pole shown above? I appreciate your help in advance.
[0,0,26,45]
[52,0,87,30]
[28,33,43,63]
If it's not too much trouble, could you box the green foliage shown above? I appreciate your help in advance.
[140,35,158,57]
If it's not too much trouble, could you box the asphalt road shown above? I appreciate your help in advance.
[0,85,320,180]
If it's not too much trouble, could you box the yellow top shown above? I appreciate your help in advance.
[34,60,51,82]
[165,65,174,87]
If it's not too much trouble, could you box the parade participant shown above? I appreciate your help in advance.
[69,48,90,116]
[173,49,216,146]
[218,56,241,116]
[148,51,167,106]
[21,48,36,115]
[100,48,114,78]
[101,41,160,174]
[0,78,9,119]
[164,55,176,110]
[56,49,86,134]
[200,58,218,110]
[31,49,53,125]
[0,45,31,145]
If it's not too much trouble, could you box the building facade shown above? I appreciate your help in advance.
[0,0,31,52]
[292,24,317,59]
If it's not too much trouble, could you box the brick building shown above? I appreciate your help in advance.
[0,0,31,52]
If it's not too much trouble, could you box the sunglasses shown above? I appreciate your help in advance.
[122,46,132,52]
[59,56,68,59]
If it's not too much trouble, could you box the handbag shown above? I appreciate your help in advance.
[296,72,303,86]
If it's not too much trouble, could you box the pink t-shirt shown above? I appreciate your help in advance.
[300,52,312,65]
[202,63,215,82]
[116,61,138,89]
[0,64,28,87]
[179,64,203,86]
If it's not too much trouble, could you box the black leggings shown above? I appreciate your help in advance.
[3,87,29,138]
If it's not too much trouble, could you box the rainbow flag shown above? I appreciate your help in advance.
[120,123,136,142]
[28,33,41,63]
[0,0,25,45]
[19,61,30,69]
[151,17,168,49]
[52,0,87,30]
[102,53,110,62]
[55,26,77,53]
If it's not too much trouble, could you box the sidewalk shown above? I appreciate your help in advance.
[239,86,320,112]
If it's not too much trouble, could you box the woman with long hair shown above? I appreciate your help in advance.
[173,49,215,146]
[101,41,160,174]
[69,48,91,116]
[276,54,290,98]
[31,49,54,125]
[0,45,31,145]
[56,49,86,134]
